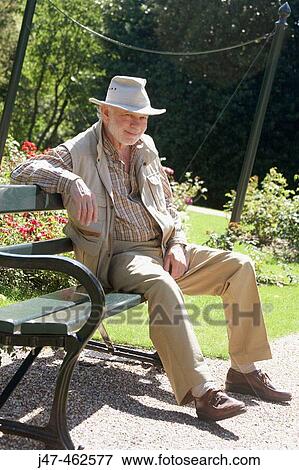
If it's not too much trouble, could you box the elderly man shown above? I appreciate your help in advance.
[11,76,291,421]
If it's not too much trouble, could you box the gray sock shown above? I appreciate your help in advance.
[191,381,217,399]
[231,360,257,374]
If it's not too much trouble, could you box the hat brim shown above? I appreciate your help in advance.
[89,98,166,116]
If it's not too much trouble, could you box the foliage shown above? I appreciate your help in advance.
[206,168,299,284]
[163,166,207,211]
[10,0,104,147]
[205,226,239,252]
[225,168,299,253]
[0,1,21,106]
[0,137,67,242]
[151,0,299,208]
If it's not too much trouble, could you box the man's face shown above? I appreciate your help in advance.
[101,105,148,148]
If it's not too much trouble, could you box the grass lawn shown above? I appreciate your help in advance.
[185,208,229,244]
[1,209,298,359]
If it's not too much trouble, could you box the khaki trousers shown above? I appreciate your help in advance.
[108,240,272,405]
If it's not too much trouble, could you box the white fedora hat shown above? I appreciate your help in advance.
[89,75,166,116]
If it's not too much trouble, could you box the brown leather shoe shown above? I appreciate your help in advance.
[194,388,246,421]
[225,368,292,402]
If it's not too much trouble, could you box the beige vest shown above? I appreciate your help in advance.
[62,120,175,289]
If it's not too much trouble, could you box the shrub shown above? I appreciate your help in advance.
[162,165,207,212]
[225,168,299,251]
[206,168,299,284]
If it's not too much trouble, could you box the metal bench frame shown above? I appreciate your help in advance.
[0,184,161,449]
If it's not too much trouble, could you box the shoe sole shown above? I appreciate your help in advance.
[196,406,247,422]
[225,383,292,402]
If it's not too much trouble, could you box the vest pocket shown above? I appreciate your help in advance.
[64,222,104,255]
[146,174,167,212]
[95,192,107,207]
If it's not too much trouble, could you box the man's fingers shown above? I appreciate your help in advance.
[84,194,98,225]
[163,255,171,273]
[70,180,99,226]
[172,264,185,280]
[85,197,94,226]
[79,198,88,225]
[76,199,83,224]
[164,245,188,279]
[91,193,98,223]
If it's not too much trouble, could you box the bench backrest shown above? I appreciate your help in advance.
[0,185,73,255]
[0,184,64,213]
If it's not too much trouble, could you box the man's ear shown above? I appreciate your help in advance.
[101,105,109,124]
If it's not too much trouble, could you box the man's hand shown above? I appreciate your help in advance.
[69,179,98,226]
[163,244,188,280]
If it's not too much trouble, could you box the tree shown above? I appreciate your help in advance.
[10,0,105,147]
[0,1,21,108]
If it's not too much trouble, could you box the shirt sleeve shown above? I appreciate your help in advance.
[159,165,188,248]
[10,145,81,194]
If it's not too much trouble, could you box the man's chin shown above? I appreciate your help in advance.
[124,136,140,145]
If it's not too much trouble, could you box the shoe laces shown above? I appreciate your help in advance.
[257,370,272,386]
[208,389,226,407]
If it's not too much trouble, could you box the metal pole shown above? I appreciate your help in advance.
[230,2,291,224]
[0,0,37,165]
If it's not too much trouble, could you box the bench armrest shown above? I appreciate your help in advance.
[0,252,105,344]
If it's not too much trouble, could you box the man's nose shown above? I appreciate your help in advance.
[130,118,141,128]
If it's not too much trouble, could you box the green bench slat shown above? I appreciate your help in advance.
[20,301,91,335]
[103,292,144,318]
[0,185,64,213]
[0,290,144,335]
[0,238,73,255]
[0,288,88,334]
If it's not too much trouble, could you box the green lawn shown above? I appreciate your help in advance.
[185,208,229,244]
[1,209,298,359]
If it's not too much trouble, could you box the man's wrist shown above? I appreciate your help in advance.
[58,175,81,194]
[166,242,187,251]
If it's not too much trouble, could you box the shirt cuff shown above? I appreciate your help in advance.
[57,172,81,194]
[166,237,188,250]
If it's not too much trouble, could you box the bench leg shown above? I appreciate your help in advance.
[45,341,82,449]
[0,343,80,449]
[0,347,43,409]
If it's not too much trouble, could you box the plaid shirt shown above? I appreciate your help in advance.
[102,135,161,241]
[11,133,186,246]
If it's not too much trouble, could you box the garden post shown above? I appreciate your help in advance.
[230,2,291,224]
[0,0,37,165]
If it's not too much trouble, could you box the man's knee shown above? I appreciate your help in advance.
[229,252,255,272]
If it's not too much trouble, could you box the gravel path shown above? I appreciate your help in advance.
[0,334,298,450]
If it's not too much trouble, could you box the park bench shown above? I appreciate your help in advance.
[0,184,162,449]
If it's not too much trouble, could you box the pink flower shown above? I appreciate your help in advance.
[163,166,175,176]
[185,197,193,205]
